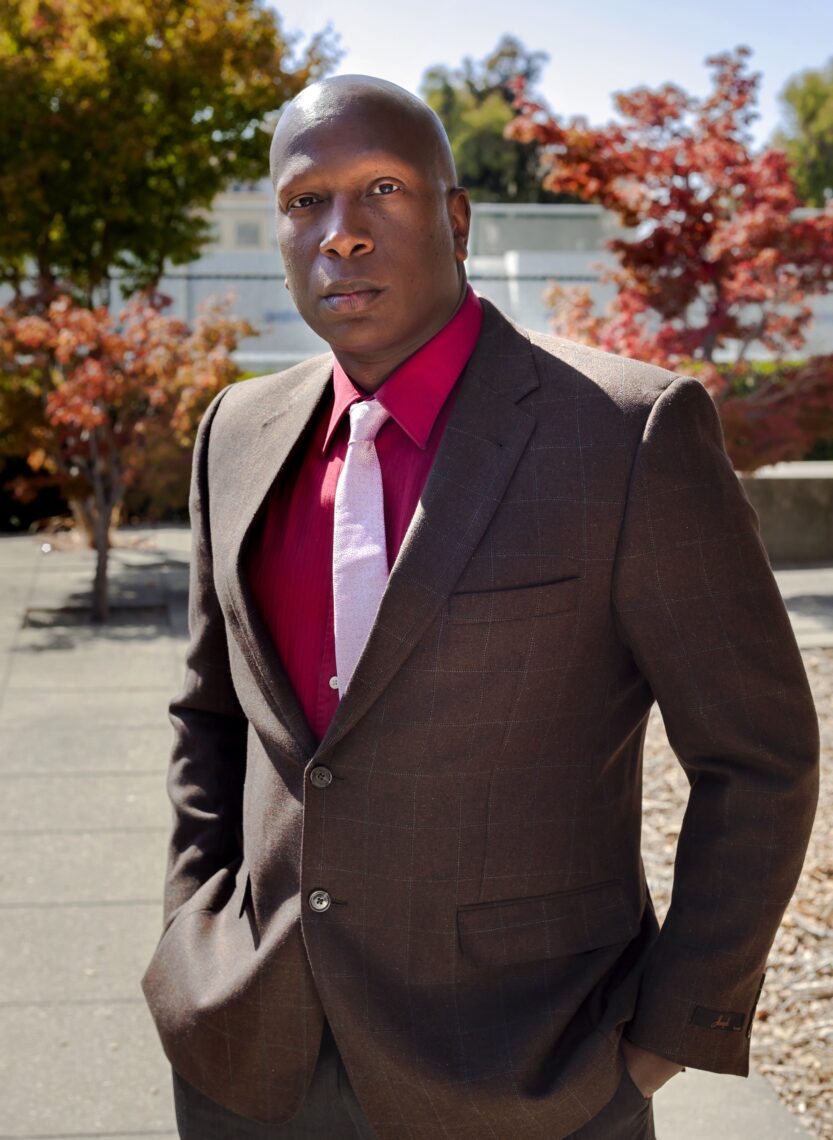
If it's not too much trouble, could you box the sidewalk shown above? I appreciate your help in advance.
[0,524,825,1139]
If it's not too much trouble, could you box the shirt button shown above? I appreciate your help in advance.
[308,889,331,912]
[309,765,333,788]
[328,675,339,690]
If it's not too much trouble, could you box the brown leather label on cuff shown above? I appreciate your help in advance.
[690,1006,745,1032]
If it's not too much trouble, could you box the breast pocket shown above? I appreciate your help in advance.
[457,880,639,967]
[446,575,580,625]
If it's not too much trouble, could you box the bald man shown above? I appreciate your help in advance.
[142,76,819,1140]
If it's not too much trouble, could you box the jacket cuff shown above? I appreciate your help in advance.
[625,967,766,1076]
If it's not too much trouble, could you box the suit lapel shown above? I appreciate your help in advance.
[316,299,540,758]
[221,357,332,763]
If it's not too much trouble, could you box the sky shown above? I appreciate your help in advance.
[272,0,833,149]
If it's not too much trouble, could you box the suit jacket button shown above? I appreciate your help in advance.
[309,889,331,912]
[309,765,333,788]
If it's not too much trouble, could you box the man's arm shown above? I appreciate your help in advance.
[612,375,819,1077]
[162,386,249,930]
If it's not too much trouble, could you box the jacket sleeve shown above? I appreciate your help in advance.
[612,375,819,1075]
[162,385,249,931]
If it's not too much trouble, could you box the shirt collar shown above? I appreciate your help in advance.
[323,284,483,454]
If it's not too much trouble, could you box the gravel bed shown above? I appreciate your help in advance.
[641,647,832,1139]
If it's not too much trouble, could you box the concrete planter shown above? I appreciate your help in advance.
[739,461,833,564]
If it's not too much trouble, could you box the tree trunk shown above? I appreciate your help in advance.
[87,427,121,624]
[91,508,110,624]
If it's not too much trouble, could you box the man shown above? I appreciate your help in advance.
[141,76,819,1139]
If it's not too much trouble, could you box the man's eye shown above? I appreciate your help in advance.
[370,182,400,196]
[288,195,319,210]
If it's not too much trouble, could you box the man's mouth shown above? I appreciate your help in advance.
[321,283,384,313]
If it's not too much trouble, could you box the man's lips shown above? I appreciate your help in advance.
[320,283,385,313]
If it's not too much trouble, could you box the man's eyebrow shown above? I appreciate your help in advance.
[274,172,321,206]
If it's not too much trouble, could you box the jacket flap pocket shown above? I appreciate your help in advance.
[447,576,580,624]
[457,880,639,966]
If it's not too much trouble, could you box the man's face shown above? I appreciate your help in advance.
[273,103,470,374]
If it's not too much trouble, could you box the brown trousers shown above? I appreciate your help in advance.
[172,1022,656,1140]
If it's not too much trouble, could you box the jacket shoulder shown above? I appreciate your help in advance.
[525,327,679,413]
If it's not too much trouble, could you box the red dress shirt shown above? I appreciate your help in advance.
[248,286,483,742]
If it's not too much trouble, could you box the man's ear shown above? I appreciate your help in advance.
[449,187,471,262]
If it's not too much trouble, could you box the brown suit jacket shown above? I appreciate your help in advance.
[141,299,819,1138]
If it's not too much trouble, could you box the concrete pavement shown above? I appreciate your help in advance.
[0,528,187,1138]
[0,524,824,1139]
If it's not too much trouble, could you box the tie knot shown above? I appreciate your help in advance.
[348,399,390,443]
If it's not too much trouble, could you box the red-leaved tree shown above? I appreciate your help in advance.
[0,292,253,621]
[507,46,833,469]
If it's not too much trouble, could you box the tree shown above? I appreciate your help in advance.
[508,47,833,469]
[0,292,253,621]
[421,35,569,202]
[0,0,338,300]
[775,58,833,207]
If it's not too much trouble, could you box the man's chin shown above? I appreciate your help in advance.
[315,318,397,361]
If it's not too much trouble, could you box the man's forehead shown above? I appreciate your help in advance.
[277,92,429,148]
[275,144,421,185]
[272,111,440,187]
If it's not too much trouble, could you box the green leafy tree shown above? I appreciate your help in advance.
[0,0,338,299]
[775,58,833,206]
[421,35,567,202]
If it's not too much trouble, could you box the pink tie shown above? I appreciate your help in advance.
[332,399,391,698]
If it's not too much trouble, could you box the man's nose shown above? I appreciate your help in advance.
[319,198,374,259]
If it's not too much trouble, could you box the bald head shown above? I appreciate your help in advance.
[270,75,457,191]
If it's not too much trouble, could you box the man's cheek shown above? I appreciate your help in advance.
[281,251,309,301]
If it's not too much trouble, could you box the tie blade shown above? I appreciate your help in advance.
[332,399,391,695]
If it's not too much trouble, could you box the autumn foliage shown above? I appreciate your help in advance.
[508,47,833,469]
[0,292,253,619]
